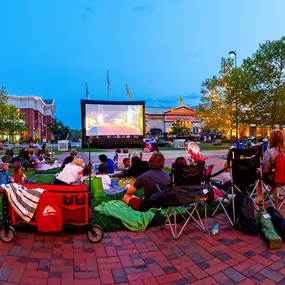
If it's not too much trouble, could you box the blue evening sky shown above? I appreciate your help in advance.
[1,0,284,128]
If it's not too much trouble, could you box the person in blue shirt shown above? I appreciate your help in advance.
[0,164,9,185]
[99,154,115,174]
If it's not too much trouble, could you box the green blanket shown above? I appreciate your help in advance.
[94,200,159,232]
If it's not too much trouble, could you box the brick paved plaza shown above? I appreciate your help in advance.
[1,213,285,285]
[1,150,285,284]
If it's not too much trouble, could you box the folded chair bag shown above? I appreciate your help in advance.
[267,207,285,239]
[258,209,282,250]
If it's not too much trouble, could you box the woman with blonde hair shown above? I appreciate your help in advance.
[256,129,285,203]
[54,158,84,185]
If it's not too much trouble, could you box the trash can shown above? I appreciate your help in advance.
[173,139,186,148]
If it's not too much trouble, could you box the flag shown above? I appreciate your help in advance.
[107,71,110,99]
[85,82,89,100]
[126,83,131,100]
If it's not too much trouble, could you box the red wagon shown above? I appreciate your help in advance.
[0,184,103,243]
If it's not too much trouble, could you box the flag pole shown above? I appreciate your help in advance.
[107,70,110,101]
[85,82,89,100]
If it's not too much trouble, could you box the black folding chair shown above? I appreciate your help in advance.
[211,146,266,225]
[161,161,210,240]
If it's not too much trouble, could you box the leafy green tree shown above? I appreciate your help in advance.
[238,37,285,127]
[171,118,188,136]
[0,86,27,139]
[197,58,236,136]
[47,119,70,140]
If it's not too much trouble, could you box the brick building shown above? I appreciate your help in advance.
[7,95,56,142]
[146,105,204,135]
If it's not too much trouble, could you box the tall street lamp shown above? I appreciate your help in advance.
[229,50,238,144]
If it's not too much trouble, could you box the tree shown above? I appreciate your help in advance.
[47,119,70,140]
[170,119,188,136]
[0,86,27,139]
[238,37,285,128]
[197,58,236,136]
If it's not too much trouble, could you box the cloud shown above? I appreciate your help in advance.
[132,5,150,12]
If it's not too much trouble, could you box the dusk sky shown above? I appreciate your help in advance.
[1,0,285,129]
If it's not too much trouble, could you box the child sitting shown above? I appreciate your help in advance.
[123,158,131,170]
[98,154,115,174]
[96,164,111,191]
[13,162,26,183]
[0,163,9,185]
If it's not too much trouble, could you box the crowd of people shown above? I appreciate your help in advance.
[1,130,285,214]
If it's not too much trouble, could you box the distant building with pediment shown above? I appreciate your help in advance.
[145,105,205,134]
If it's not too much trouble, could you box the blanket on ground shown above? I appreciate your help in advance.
[1,183,44,222]
[94,200,159,232]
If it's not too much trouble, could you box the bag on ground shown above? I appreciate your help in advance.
[91,177,106,199]
[231,193,259,236]
[258,208,282,249]
[266,207,285,239]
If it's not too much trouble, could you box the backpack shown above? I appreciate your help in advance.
[231,193,259,235]
[274,155,285,184]
[91,177,106,199]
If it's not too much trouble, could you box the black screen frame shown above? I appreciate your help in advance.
[81,99,146,148]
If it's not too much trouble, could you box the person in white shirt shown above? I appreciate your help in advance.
[54,158,84,185]
[96,164,111,190]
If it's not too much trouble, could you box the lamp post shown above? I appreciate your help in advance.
[229,50,238,144]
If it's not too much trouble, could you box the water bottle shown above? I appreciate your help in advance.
[211,223,219,236]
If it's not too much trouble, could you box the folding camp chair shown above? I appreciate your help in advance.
[211,146,266,225]
[162,161,210,240]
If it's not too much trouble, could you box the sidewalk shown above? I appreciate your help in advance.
[1,213,285,284]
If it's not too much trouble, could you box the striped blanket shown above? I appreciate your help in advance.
[1,183,44,222]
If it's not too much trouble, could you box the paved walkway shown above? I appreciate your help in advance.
[1,213,285,285]
[2,149,285,284]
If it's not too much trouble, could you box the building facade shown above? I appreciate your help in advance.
[146,105,204,134]
[7,96,56,142]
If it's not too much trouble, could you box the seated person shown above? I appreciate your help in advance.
[60,149,78,171]
[54,158,84,185]
[0,163,9,185]
[13,162,26,183]
[41,143,48,158]
[99,154,115,174]
[123,158,131,170]
[170,156,187,178]
[96,164,111,191]
[113,156,149,179]
[29,148,43,169]
[37,149,44,161]
[83,162,96,177]
[256,129,285,203]
[122,148,129,154]
[123,152,171,211]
